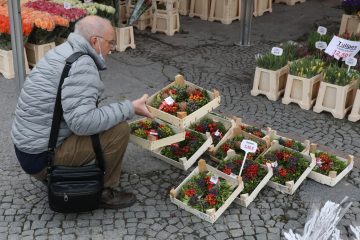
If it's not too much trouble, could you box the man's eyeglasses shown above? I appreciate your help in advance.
[95,36,116,50]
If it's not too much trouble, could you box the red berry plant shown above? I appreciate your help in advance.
[160,130,206,161]
[130,119,175,140]
[190,118,228,145]
[314,152,347,176]
[178,172,233,213]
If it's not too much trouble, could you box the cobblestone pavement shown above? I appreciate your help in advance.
[1,0,360,239]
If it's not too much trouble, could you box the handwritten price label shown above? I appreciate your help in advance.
[164,96,175,105]
[345,57,357,67]
[210,176,219,184]
[325,36,360,60]
[64,2,71,9]
[271,47,283,56]
[240,140,258,153]
[214,130,220,136]
[315,41,327,50]
[317,26,327,35]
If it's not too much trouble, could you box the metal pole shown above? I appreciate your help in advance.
[8,0,26,95]
[238,0,253,46]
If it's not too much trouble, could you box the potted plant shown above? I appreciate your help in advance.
[313,64,359,119]
[151,129,212,170]
[339,0,360,35]
[282,56,325,110]
[170,159,244,223]
[0,6,33,79]
[251,43,298,101]
[349,84,360,121]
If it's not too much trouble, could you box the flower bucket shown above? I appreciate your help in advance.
[0,48,30,79]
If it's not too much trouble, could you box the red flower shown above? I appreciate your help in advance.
[185,131,191,139]
[276,151,292,162]
[279,168,288,177]
[207,184,213,191]
[223,167,232,175]
[204,176,211,185]
[205,194,216,206]
[284,140,293,148]
[182,146,190,153]
[184,189,196,197]
[221,144,230,153]
[244,164,258,179]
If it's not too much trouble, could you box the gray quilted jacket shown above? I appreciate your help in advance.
[11,33,135,154]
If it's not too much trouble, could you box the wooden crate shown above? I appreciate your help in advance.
[0,48,30,79]
[313,80,359,119]
[208,0,240,25]
[339,14,360,35]
[251,65,289,101]
[179,0,190,15]
[151,131,212,170]
[265,141,316,195]
[170,159,244,224]
[274,0,305,6]
[267,129,310,155]
[115,26,136,52]
[152,12,180,36]
[307,144,354,187]
[282,74,322,110]
[146,74,221,129]
[253,0,272,17]
[348,89,360,122]
[129,118,185,151]
[232,116,270,141]
[189,0,210,20]
[25,42,56,67]
[208,126,271,162]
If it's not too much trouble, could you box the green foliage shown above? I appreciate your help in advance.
[323,64,360,86]
[289,56,325,78]
[313,151,347,176]
[130,119,175,139]
[306,31,332,55]
[256,43,298,70]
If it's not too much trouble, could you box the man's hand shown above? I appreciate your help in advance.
[132,94,155,119]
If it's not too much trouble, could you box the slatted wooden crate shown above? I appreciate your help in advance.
[25,42,56,67]
[267,129,310,155]
[0,48,30,79]
[348,89,360,122]
[208,0,240,25]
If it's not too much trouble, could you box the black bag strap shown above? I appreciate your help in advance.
[48,52,104,170]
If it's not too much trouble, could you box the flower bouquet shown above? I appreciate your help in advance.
[189,113,233,146]
[307,144,354,186]
[209,127,270,162]
[217,150,273,207]
[259,141,315,195]
[170,159,244,223]
[129,118,185,150]
[147,74,221,129]
[151,130,212,170]
[268,129,310,154]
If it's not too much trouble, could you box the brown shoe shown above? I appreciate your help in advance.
[100,188,137,209]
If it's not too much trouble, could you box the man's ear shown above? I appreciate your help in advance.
[89,36,97,48]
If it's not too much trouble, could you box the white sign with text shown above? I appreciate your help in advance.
[238,140,258,177]
[271,47,283,56]
[325,36,360,60]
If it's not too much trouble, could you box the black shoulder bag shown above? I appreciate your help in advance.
[47,52,105,213]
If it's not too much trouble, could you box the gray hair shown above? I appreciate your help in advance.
[74,16,112,42]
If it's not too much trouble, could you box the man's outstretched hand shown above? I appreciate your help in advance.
[132,94,155,119]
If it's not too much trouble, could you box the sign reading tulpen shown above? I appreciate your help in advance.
[325,36,360,60]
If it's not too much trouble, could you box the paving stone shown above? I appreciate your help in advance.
[156,230,171,240]
[243,227,255,235]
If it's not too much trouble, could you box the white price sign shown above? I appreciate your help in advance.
[214,130,220,136]
[315,41,327,50]
[210,176,219,184]
[64,2,71,9]
[84,0,93,2]
[345,57,357,67]
[164,96,175,105]
[325,36,360,60]
[240,140,258,153]
[271,47,283,56]
[317,26,327,35]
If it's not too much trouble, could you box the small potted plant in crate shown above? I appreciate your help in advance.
[147,74,221,129]
[129,118,185,150]
[259,141,316,195]
[339,0,360,35]
[0,9,32,79]
[282,56,325,110]
[217,150,273,207]
[251,43,298,101]
[267,128,310,154]
[151,129,213,170]
[313,64,359,119]
[170,159,244,223]
[307,144,354,187]
[349,84,360,121]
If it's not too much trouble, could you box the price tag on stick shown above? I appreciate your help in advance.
[238,140,258,177]
[345,57,357,72]
[271,47,283,56]
[315,41,327,51]
[317,26,327,36]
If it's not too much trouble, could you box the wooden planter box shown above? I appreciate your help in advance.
[208,126,271,162]
[25,42,56,67]
[308,144,354,187]
[267,129,310,154]
[170,159,244,224]
[115,26,136,52]
[274,0,305,6]
[189,0,210,20]
[151,131,213,170]
[349,89,360,122]
[282,74,322,110]
[339,14,360,35]
[152,12,180,36]
[253,0,272,17]
[0,48,30,79]
[129,118,185,151]
[146,74,221,129]
[179,0,190,15]
[251,65,289,101]
[208,0,240,25]
[313,80,359,119]
[265,141,316,195]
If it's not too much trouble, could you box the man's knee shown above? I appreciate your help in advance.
[101,121,130,145]
[113,121,130,139]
